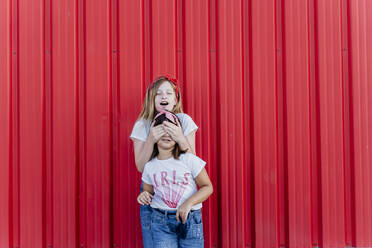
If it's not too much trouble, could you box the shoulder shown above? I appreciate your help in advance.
[130,118,151,141]
[176,113,193,122]
[176,113,198,133]
[143,158,156,171]
[133,119,149,129]
[179,153,204,164]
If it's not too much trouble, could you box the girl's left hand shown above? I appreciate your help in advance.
[176,202,192,224]
[163,118,184,143]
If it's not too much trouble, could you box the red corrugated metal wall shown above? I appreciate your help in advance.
[0,0,371,247]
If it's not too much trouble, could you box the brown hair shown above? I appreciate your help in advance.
[150,143,187,160]
[138,76,183,121]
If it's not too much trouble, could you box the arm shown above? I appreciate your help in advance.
[137,182,154,205]
[133,138,155,173]
[178,131,196,155]
[133,122,166,172]
[176,168,213,223]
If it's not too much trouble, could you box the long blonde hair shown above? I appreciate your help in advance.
[138,76,183,121]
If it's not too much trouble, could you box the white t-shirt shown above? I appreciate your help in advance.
[141,153,206,210]
[130,113,198,142]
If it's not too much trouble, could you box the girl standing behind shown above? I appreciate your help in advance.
[130,76,198,247]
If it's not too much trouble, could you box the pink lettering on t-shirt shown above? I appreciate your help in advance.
[172,170,179,185]
[182,173,190,185]
[153,174,159,187]
[161,171,169,185]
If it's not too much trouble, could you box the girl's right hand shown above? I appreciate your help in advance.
[137,191,154,205]
[148,121,166,144]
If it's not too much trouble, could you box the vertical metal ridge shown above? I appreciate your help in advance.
[110,0,120,246]
[316,0,346,246]
[0,0,12,246]
[144,0,153,87]
[347,1,372,246]
[43,0,53,246]
[108,0,114,246]
[275,0,288,246]
[341,0,354,245]
[11,0,20,246]
[77,0,87,246]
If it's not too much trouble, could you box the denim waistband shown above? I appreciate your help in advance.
[152,208,201,216]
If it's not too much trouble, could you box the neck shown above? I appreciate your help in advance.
[157,147,173,160]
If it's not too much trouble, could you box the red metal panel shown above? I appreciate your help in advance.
[348,0,372,246]
[151,0,177,76]
[117,0,144,247]
[84,0,112,247]
[50,0,77,246]
[316,0,346,247]
[1,1,372,247]
[183,1,216,247]
[283,0,312,247]
[215,0,246,246]
[18,0,45,247]
[251,0,279,247]
[0,0,11,246]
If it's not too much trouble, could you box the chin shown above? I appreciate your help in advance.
[158,142,176,149]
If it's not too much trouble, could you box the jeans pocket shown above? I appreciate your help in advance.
[186,222,204,240]
[192,211,202,224]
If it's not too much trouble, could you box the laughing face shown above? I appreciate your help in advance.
[154,81,177,112]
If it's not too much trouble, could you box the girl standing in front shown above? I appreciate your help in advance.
[130,76,198,247]
[137,111,213,248]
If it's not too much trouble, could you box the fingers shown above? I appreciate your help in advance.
[176,209,189,223]
[176,210,180,223]
[175,117,181,126]
[137,192,153,205]
[151,125,167,142]
[181,212,189,224]
[162,121,176,129]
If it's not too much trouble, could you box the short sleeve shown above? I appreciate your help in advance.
[186,154,206,178]
[178,114,198,137]
[141,164,152,185]
[130,120,149,142]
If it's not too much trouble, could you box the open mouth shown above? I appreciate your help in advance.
[160,101,169,106]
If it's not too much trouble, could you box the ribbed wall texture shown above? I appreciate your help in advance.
[0,0,371,247]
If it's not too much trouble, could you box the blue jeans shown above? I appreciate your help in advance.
[140,204,153,248]
[151,208,204,248]
[140,182,153,247]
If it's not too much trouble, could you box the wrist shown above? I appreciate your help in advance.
[177,135,189,148]
[183,199,194,208]
[147,134,157,145]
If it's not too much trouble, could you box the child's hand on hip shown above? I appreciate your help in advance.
[137,191,153,205]
[176,202,193,224]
